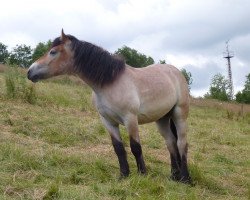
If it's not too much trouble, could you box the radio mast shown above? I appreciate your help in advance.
[223,40,234,100]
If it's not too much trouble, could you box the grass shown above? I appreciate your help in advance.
[0,67,249,199]
[4,66,37,104]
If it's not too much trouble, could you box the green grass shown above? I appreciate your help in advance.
[0,69,249,199]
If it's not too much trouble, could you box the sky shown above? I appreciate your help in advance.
[0,0,249,97]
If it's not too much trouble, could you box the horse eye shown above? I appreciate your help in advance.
[49,49,57,56]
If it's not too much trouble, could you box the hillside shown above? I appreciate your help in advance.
[0,68,249,200]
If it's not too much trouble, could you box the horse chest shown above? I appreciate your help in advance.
[94,98,125,125]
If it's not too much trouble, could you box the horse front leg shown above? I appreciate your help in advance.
[125,115,147,174]
[101,116,130,178]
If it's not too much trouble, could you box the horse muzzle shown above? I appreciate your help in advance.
[27,69,39,82]
[27,63,48,82]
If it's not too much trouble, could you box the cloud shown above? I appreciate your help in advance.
[0,0,250,96]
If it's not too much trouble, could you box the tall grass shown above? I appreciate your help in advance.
[4,66,37,104]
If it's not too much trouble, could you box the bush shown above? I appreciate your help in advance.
[205,74,230,101]
[115,46,154,67]
[5,66,37,104]
[43,182,60,199]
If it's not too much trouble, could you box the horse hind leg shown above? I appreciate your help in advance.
[172,106,191,184]
[169,118,182,180]
[156,115,181,181]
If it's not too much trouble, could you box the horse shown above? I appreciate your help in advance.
[27,30,191,183]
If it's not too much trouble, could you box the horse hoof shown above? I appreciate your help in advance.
[118,173,129,180]
[138,170,147,175]
[179,176,193,185]
[170,174,181,182]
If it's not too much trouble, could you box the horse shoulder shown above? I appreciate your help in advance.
[92,74,140,123]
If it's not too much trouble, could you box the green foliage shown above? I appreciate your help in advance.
[32,40,52,62]
[181,68,193,91]
[9,44,33,68]
[236,73,250,104]
[0,42,9,64]
[115,46,154,67]
[4,66,37,104]
[159,59,166,64]
[205,73,230,101]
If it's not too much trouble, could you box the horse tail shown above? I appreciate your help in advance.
[170,118,181,168]
[170,118,178,140]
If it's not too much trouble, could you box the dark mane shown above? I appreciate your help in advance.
[53,35,125,87]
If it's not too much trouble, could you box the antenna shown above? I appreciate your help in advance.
[223,40,234,100]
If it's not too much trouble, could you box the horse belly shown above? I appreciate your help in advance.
[137,96,176,124]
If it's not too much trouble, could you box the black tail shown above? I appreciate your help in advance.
[170,118,182,172]
[170,118,178,140]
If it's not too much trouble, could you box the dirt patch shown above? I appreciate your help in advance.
[0,64,7,72]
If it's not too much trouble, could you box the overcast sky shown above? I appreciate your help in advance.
[0,0,249,96]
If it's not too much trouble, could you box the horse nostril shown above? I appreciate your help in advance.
[27,69,31,79]
[33,74,39,80]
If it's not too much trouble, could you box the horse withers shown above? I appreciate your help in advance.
[27,30,191,183]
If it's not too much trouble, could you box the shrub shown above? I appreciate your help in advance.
[43,183,60,200]
[4,66,37,104]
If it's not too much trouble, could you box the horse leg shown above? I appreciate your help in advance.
[101,116,130,178]
[156,115,181,181]
[172,106,191,184]
[125,115,146,174]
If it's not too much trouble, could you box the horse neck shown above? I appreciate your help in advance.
[77,72,103,93]
[76,64,127,93]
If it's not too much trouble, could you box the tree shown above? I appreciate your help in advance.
[236,73,250,104]
[205,73,230,101]
[32,40,52,62]
[159,59,166,64]
[115,46,154,68]
[181,68,193,91]
[9,44,33,68]
[0,42,9,64]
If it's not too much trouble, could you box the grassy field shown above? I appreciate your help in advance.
[0,67,249,200]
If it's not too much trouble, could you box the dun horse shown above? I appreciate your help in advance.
[27,30,191,183]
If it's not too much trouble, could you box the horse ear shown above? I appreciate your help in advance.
[60,29,68,42]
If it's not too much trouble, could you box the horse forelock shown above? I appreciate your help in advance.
[51,35,77,48]
[69,37,125,86]
[51,37,62,48]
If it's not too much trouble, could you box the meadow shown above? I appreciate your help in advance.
[0,65,249,200]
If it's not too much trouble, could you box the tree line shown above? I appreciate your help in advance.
[0,41,249,104]
[0,41,154,68]
[0,41,52,67]
[204,73,250,104]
